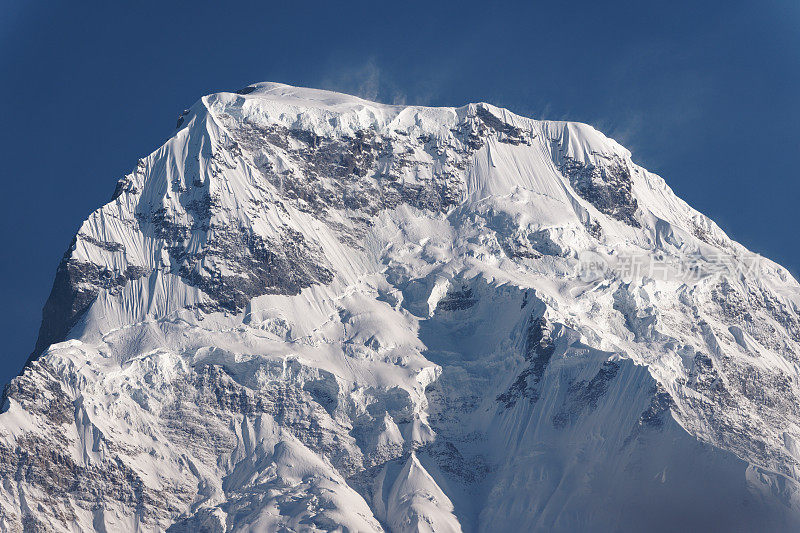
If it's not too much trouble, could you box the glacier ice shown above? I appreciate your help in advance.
[2,82,800,532]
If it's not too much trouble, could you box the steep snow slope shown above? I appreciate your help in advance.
[3,82,800,532]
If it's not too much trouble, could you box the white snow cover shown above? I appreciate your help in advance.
[2,82,800,532]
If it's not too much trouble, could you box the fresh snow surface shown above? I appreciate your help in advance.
[2,82,800,532]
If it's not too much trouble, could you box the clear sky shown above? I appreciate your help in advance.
[1,1,798,387]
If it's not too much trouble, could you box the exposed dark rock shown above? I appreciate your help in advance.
[424,441,490,484]
[168,364,361,476]
[78,234,124,252]
[3,360,73,425]
[559,156,640,227]
[570,360,620,410]
[685,352,733,406]
[171,226,334,313]
[585,219,603,239]
[497,367,538,408]
[436,285,477,312]
[111,175,137,201]
[175,109,190,129]
[498,232,542,260]
[711,278,799,354]
[639,384,675,429]
[551,360,620,428]
[0,363,182,530]
[29,251,150,362]
[497,316,555,407]
[475,105,528,145]
[225,118,466,218]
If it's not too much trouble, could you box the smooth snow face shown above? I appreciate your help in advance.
[3,82,800,532]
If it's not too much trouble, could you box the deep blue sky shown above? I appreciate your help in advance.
[1,1,798,387]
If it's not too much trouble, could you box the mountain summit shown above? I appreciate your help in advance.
[3,82,800,532]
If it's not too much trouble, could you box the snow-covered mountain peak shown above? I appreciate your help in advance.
[3,82,800,532]
[228,81,400,111]
[202,82,628,159]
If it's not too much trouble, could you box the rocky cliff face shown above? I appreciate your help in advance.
[3,82,800,532]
